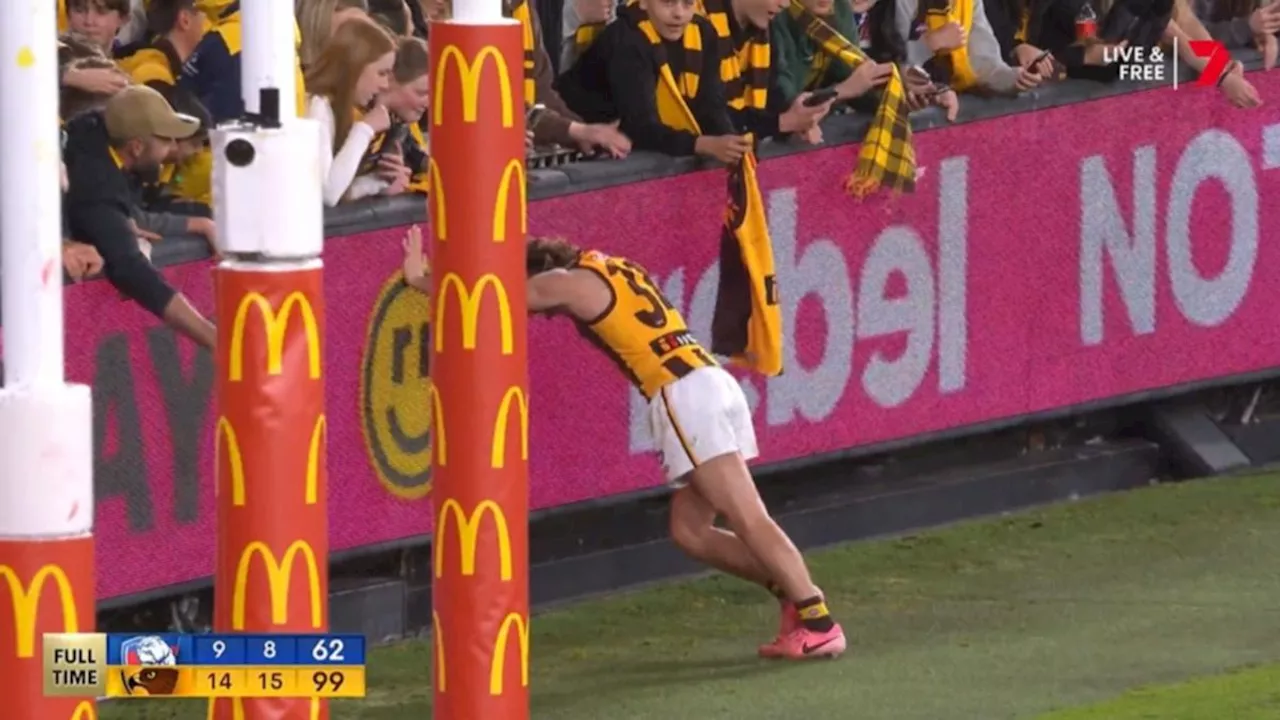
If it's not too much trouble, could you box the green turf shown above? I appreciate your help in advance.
[1033,663,1280,719]
[99,471,1280,719]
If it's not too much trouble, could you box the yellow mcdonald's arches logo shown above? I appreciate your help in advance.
[431,384,448,467]
[217,415,322,506]
[433,45,514,128]
[70,701,96,720]
[227,291,321,381]
[306,414,325,505]
[429,158,447,240]
[0,564,78,658]
[434,273,514,355]
[207,698,321,720]
[215,416,242,502]
[490,386,528,469]
[492,159,527,243]
[433,610,446,692]
[489,612,529,696]
[434,499,512,581]
[232,541,323,630]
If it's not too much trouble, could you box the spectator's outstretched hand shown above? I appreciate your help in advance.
[364,105,392,134]
[63,241,104,282]
[1221,69,1262,108]
[378,154,412,195]
[923,22,966,53]
[694,134,752,164]
[569,121,631,158]
[1013,45,1054,77]
[1014,66,1043,92]
[934,88,959,121]
[838,61,893,99]
[402,225,431,292]
[62,66,128,95]
[1249,1,1280,35]
[779,93,832,135]
[1257,32,1278,70]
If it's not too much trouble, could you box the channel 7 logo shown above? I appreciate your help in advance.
[1189,40,1231,87]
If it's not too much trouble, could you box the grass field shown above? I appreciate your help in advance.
[100,471,1280,719]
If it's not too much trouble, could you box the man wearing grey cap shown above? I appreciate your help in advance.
[64,83,217,349]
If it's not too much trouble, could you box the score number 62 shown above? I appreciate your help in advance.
[311,638,346,662]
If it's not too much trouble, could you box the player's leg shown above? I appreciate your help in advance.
[686,452,845,658]
[669,484,775,587]
[668,484,800,656]
[657,368,843,658]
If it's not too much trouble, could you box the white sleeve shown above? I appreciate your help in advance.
[306,95,378,207]
[348,173,391,201]
[966,0,1019,92]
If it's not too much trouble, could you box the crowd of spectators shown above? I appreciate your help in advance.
[51,0,1279,349]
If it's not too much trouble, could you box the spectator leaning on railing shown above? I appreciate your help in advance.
[867,0,1048,95]
[140,84,217,215]
[351,36,432,199]
[63,84,217,349]
[59,149,106,284]
[555,0,747,161]
[1195,0,1279,69]
[304,17,398,206]
[570,0,831,144]
[1166,0,1261,105]
[772,0,961,122]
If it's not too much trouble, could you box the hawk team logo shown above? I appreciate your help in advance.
[119,635,181,697]
[121,667,181,696]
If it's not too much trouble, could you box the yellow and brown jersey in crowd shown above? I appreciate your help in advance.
[571,250,718,400]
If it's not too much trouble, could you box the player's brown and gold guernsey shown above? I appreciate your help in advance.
[573,250,718,399]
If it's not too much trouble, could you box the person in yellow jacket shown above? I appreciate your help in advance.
[178,1,309,123]
[116,0,212,86]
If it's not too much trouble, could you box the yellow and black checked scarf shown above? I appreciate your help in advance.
[919,0,978,90]
[633,10,782,375]
[509,0,539,104]
[787,0,915,196]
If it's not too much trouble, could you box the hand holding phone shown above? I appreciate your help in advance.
[802,87,839,107]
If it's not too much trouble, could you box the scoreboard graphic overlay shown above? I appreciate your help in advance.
[44,633,366,699]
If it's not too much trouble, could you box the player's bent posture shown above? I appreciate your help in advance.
[403,228,846,659]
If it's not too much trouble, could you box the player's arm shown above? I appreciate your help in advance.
[527,269,575,313]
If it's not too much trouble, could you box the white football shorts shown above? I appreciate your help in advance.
[648,366,759,486]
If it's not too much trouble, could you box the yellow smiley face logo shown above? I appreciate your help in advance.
[360,271,433,499]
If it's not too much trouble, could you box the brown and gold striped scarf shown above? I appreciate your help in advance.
[633,10,783,376]
[509,0,538,104]
[787,0,915,196]
[919,0,978,90]
[698,0,771,110]
[576,0,770,111]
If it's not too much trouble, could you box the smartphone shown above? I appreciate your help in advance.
[906,65,932,84]
[1031,49,1052,69]
[802,87,839,107]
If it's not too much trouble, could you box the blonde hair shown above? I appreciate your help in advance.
[296,0,370,68]
[305,15,395,152]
